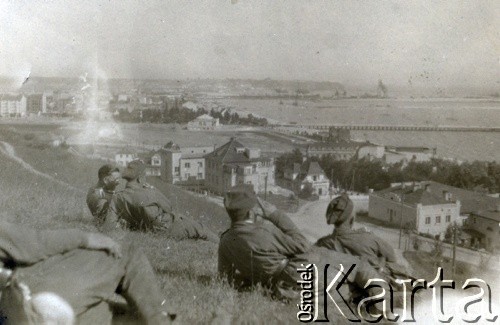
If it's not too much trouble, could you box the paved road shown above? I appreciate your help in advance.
[288,198,500,271]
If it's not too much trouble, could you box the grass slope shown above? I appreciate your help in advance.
[0,127,300,324]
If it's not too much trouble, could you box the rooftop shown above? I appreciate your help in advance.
[205,138,267,164]
[375,181,500,212]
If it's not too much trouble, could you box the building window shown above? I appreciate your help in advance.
[198,162,203,167]
[445,215,451,223]
[313,175,317,181]
[174,167,179,172]
[436,216,441,224]
[185,162,190,168]
[197,173,203,179]
[425,217,431,225]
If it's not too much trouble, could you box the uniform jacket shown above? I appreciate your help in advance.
[218,210,311,288]
[315,227,397,268]
[86,182,116,224]
[315,228,411,279]
[114,180,174,231]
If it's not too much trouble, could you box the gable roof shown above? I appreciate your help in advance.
[294,160,326,182]
[375,181,500,212]
[375,185,450,206]
[472,208,500,222]
[205,138,250,163]
[422,181,500,214]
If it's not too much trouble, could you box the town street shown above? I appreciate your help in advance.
[288,197,500,271]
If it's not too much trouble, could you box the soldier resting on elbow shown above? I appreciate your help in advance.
[111,160,219,242]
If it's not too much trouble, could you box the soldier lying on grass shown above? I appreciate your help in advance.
[0,221,171,324]
[111,160,219,242]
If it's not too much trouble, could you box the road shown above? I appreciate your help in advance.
[288,198,500,271]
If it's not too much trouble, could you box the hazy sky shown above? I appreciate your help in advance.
[1,0,498,88]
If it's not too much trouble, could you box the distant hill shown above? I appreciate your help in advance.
[1,75,497,98]
[0,76,345,96]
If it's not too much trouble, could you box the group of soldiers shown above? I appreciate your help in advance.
[0,159,411,324]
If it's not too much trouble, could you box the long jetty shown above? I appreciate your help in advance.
[269,124,500,132]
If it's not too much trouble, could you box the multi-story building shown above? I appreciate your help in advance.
[466,206,500,252]
[160,144,213,184]
[204,138,275,194]
[0,94,27,117]
[369,182,461,238]
[284,161,329,196]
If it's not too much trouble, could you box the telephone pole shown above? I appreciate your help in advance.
[264,175,268,200]
[452,224,457,278]
[398,193,405,249]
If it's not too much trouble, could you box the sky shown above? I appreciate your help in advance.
[0,0,498,88]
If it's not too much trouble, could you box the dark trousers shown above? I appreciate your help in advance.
[7,244,165,324]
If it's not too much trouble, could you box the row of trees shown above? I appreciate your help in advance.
[276,148,500,193]
[113,98,268,126]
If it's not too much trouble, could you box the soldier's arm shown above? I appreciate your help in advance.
[0,221,88,265]
[0,222,122,266]
[265,210,310,248]
[100,196,122,231]
[376,237,397,263]
[86,190,109,221]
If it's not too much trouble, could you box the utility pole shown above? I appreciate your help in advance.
[452,224,457,278]
[398,193,404,249]
[264,175,268,200]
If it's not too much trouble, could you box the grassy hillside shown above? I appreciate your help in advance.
[0,127,300,323]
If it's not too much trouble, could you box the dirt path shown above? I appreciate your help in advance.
[0,141,83,193]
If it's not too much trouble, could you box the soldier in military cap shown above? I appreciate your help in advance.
[112,160,218,242]
[86,164,122,229]
[315,193,411,279]
[218,187,384,304]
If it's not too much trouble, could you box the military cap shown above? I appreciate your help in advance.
[98,164,120,180]
[325,193,354,226]
[122,159,146,181]
[224,186,258,222]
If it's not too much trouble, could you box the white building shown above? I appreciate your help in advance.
[369,182,461,238]
[160,145,213,184]
[187,114,220,131]
[0,94,27,117]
